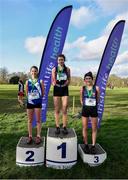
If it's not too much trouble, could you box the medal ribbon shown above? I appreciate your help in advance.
[31,79,37,91]
[57,66,64,81]
[86,87,93,98]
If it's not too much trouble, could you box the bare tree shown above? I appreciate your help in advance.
[0,67,8,83]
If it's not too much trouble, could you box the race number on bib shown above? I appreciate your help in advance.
[57,73,67,81]
[85,98,96,106]
[29,92,39,100]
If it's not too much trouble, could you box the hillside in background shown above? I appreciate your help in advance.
[71,75,128,88]
[0,67,128,87]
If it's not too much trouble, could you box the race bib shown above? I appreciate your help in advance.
[28,92,40,100]
[57,73,67,81]
[85,98,96,106]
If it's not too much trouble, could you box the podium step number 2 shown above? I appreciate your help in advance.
[16,137,45,166]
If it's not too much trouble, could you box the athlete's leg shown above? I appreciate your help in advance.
[62,96,68,127]
[27,108,34,137]
[82,116,89,144]
[18,95,21,104]
[53,97,61,127]
[18,95,24,106]
[20,96,24,105]
[35,108,42,137]
[91,117,98,146]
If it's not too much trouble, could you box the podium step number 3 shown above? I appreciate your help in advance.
[46,128,77,169]
[78,144,107,167]
[16,137,45,166]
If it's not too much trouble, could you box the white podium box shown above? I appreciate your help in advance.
[78,144,107,167]
[46,128,77,169]
[16,137,45,166]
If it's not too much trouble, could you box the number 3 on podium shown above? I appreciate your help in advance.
[94,156,99,163]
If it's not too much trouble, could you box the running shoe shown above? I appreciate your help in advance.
[83,144,90,154]
[35,136,41,145]
[90,145,96,154]
[55,127,60,135]
[27,136,32,144]
[63,127,68,135]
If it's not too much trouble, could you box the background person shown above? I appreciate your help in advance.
[18,79,25,107]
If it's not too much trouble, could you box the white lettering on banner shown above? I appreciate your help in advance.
[44,75,50,79]
[42,62,54,110]
[41,26,63,112]
[50,26,63,60]
[106,37,118,70]
[42,103,46,109]
[98,73,108,114]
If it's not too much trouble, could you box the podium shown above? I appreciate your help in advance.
[78,144,107,167]
[16,137,45,166]
[46,128,77,169]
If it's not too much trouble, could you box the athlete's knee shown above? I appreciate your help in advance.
[54,109,60,114]
[62,108,67,115]
[62,105,68,114]
[83,126,88,132]
[92,127,97,133]
[54,104,60,113]
[36,119,41,124]
[28,119,32,123]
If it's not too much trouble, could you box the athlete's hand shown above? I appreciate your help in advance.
[64,80,69,86]
[52,80,56,86]
[81,101,83,106]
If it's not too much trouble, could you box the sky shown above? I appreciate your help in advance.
[0,0,128,78]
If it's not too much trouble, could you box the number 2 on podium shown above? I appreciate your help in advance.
[57,142,66,158]
[25,151,34,162]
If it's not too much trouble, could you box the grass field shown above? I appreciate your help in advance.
[0,85,128,179]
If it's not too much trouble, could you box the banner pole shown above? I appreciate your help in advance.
[72,96,75,115]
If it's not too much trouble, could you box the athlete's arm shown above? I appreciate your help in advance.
[23,84,25,93]
[40,80,45,97]
[80,87,83,106]
[96,86,100,102]
[64,67,71,86]
[51,67,56,86]
[25,80,28,97]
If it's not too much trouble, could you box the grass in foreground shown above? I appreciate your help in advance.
[0,85,128,179]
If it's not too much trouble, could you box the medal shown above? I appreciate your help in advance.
[57,66,64,81]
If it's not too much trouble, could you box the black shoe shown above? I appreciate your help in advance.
[83,144,90,154]
[55,127,60,134]
[90,145,96,154]
[63,127,68,135]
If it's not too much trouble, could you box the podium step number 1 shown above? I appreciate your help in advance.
[46,128,77,169]
[16,137,45,166]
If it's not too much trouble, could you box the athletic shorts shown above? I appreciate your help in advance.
[27,103,42,109]
[53,85,69,97]
[82,106,98,117]
[18,92,24,96]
